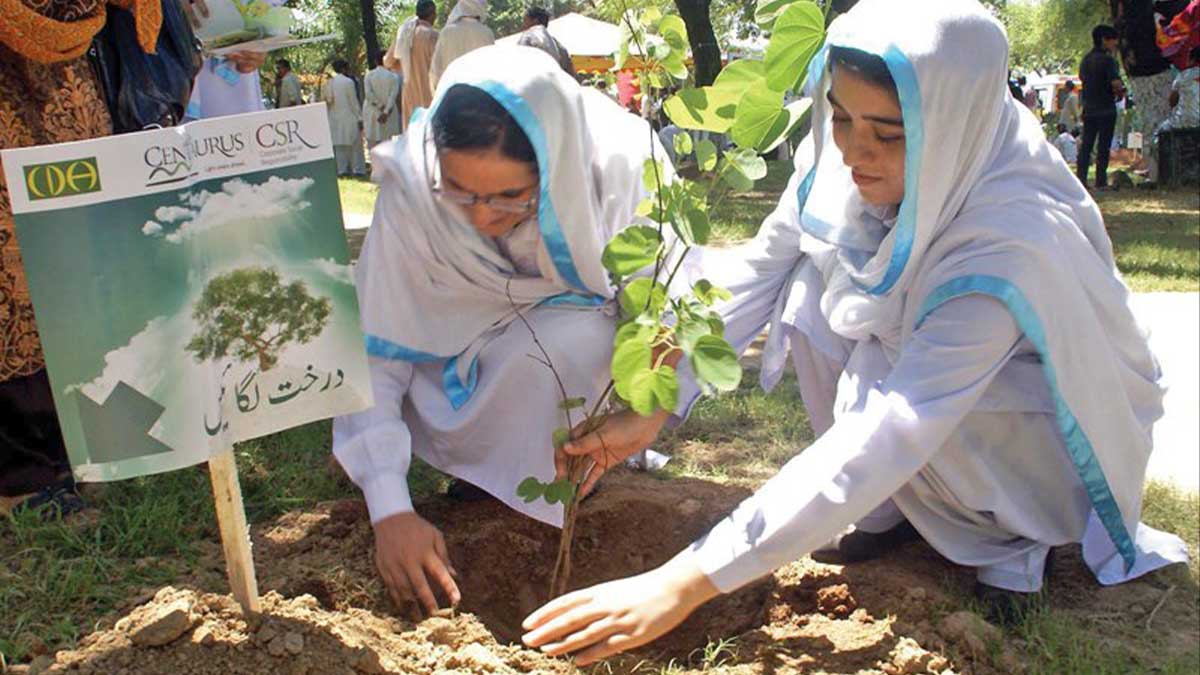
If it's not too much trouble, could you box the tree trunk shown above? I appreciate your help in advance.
[359,0,382,68]
[673,0,722,87]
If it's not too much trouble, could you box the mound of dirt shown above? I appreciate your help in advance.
[15,470,1196,675]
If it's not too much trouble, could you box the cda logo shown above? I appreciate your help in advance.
[23,157,101,201]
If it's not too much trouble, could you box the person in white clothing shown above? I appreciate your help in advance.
[521,0,1188,664]
[363,54,402,149]
[180,0,271,120]
[1053,123,1079,164]
[428,0,495,92]
[323,59,366,176]
[333,45,685,616]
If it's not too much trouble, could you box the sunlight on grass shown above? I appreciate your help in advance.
[338,177,379,216]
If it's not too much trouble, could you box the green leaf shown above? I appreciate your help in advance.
[552,427,571,450]
[755,0,802,29]
[517,477,546,503]
[725,147,769,185]
[614,319,653,351]
[676,317,713,353]
[673,130,694,157]
[707,314,726,335]
[658,15,688,47]
[763,1,825,93]
[760,97,813,153]
[619,277,668,317]
[695,139,718,171]
[627,364,679,416]
[612,329,653,400]
[544,479,576,505]
[712,59,768,96]
[646,35,672,63]
[602,225,662,277]
[635,198,655,218]
[693,279,733,306]
[663,87,741,133]
[642,158,666,193]
[639,7,662,27]
[719,157,755,191]
[690,335,742,392]
[662,52,690,81]
[672,207,710,247]
[731,80,786,151]
[558,397,586,411]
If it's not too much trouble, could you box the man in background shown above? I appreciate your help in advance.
[517,6,575,75]
[363,54,402,150]
[1060,80,1081,133]
[429,0,495,91]
[1078,24,1125,189]
[323,59,366,177]
[385,0,438,131]
[275,59,304,108]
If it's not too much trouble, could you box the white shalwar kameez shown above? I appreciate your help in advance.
[184,57,266,121]
[333,46,680,528]
[324,73,365,176]
[428,0,495,92]
[362,66,402,148]
[673,0,1188,595]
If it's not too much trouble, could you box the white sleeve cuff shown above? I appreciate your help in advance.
[359,473,414,524]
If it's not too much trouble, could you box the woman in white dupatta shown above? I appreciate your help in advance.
[522,0,1188,663]
[334,45,677,615]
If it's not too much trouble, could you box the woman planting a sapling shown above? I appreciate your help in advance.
[522,0,1188,663]
[333,45,693,615]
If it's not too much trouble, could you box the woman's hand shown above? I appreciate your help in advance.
[521,559,719,665]
[556,407,671,498]
[372,511,461,616]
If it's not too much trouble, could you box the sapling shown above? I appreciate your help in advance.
[513,0,830,600]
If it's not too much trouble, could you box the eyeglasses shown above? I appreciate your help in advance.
[431,184,538,214]
[423,124,539,215]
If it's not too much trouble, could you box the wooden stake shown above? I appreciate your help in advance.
[208,448,261,614]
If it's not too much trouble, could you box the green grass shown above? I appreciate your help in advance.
[338,177,379,216]
[1097,189,1200,292]
[708,160,793,244]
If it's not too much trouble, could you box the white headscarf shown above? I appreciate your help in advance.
[447,0,488,24]
[780,0,1163,575]
[356,45,667,407]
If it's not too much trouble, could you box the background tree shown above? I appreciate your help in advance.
[185,267,332,372]
[996,0,1111,73]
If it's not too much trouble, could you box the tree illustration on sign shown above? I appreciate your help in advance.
[185,266,331,371]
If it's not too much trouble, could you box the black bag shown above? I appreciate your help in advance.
[89,0,201,133]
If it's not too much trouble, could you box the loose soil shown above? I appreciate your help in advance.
[18,470,1197,675]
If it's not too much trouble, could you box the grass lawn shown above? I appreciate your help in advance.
[2,166,1195,670]
[337,177,378,217]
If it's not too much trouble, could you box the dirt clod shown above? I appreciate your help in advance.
[127,589,195,647]
[938,611,1001,654]
[817,583,858,618]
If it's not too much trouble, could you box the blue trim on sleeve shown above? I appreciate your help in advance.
[539,292,607,308]
[364,334,442,362]
[916,274,1137,571]
[442,354,479,410]
[470,80,590,293]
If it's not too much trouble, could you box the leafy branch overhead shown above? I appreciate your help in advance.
[664,0,825,152]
